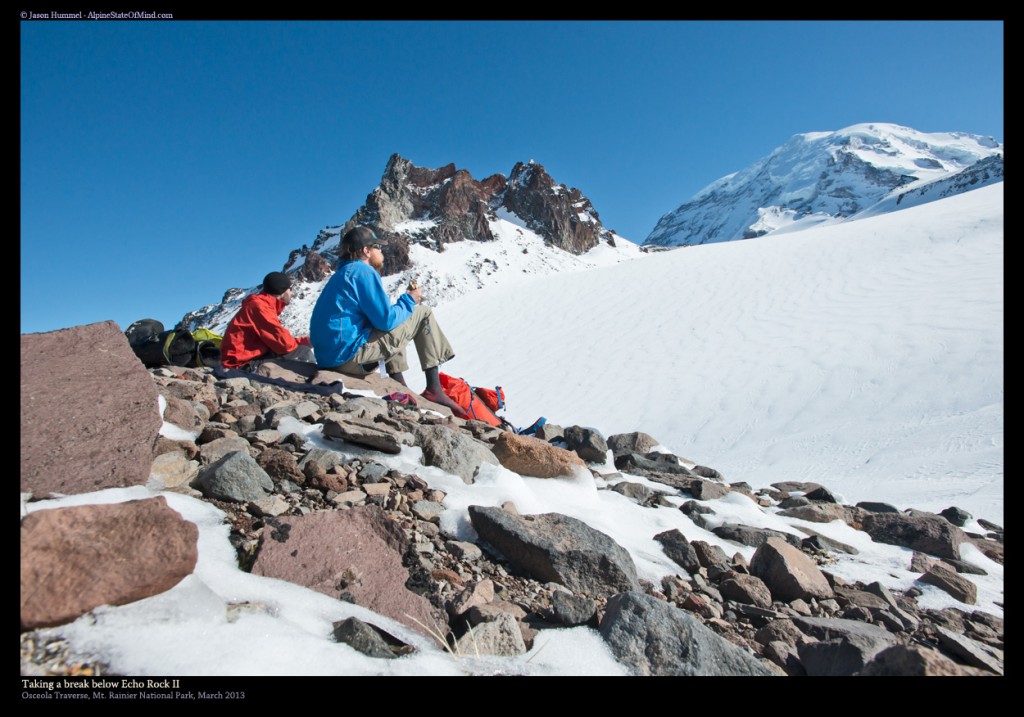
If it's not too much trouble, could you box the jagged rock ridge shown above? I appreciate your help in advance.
[182,154,627,332]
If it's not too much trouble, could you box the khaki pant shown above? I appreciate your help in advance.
[329,304,455,375]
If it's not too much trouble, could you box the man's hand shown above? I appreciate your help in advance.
[407,286,422,304]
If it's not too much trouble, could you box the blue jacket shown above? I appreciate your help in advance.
[309,260,416,368]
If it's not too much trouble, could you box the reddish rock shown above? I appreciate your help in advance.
[491,432,587,478]
[162,395,203,433]
[21,321,162,495]
[20,497,198,629]
[750,537,834,603]
[250,506,444,638]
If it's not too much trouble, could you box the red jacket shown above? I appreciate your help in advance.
[220,292,310,368]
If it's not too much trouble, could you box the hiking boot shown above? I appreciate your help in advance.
[420,387,469,419]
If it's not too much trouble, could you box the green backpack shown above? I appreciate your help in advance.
[125,319,222,368]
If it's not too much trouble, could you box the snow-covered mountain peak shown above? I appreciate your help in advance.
[649,123,1003,247]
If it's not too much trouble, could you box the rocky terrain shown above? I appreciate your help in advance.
[20,321,1004,677]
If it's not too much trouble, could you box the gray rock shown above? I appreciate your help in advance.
[804,486,839,503]
[298,447,347,473]
[749,537,834,602]
[653,529,701,573]
[614,452,693,476]
[933,626,1003,675]
[977,518,1003,532]
[712,524,802,550]
[598,591,775,676]
[793,616,897,676]
[779,496,812,509]
[321,413,406,454]
[564,425,610,463]
[196,451,274,502]
[856,501,901,513]
[941,558,988,576]
[770,481,823,494]
[918,564,977,604]
[862,511,966,560]
[690,480,730,500]
[262,405,299,429]
[863,582,919,630]
[199,436,253,465]
[798,635,891,677]
[357,463,389,482]
[446,540,483,561]
[610,481,655,503]
[550,591,597,626]
[939,506,972,527]
[534,423,565,442]
[333,396,389,421]
[798,527,859,555]
[606,431,659,458]
[457,611,526,657]
[332,617,400,659]
[417,425,499,484]
[468,505,639,597]
[411,500,445,523]
[691,465,723,481]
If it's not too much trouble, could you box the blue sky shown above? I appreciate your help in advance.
[20,20,1003,334]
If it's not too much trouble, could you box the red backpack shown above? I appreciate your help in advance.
[439,373,504,427]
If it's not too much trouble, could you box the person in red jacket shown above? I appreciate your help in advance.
[220,271,315,375]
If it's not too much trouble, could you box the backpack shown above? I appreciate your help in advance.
[438,373,545,434]
[125,319,221,368]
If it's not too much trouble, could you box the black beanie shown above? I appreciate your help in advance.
[262,272,291,296]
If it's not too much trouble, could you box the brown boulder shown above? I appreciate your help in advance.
[750,537,834,602]
[21,321,163,495]
[491,432,586,478]
[250,507,444,638]
[21,496,198,630]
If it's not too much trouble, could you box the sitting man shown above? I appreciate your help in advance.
[220,271,316,376]
[309,226,466,416]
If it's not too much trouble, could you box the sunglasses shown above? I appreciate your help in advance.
[370,243,384,250]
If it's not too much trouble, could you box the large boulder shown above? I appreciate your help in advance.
[861,511,966,560]
[468,505,639,597]
[490,432,586,478]
[606,432,660,458]
[749,537,834,602]
[21,321,162,495]
[250,506,443,638]
[416,425,499,484]
[598,591,775,676]
[792,617,898,677]
[21,497,198,629]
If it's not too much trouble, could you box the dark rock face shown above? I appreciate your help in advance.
[280,154,616,288]
[614,452,693,476]
[550,591,597,626]
[861,511,966,560]
[332,617,403,659]
[654,529,701,573]
[939,506,972,527]
[503,161,607,255]
[21,321,162,495]
[21,497,198,630]
[468,506,639,597]
[792,616,897,676]
[856,501,901,513]
[598,592,775,676]
[250,507,443,638]
[563,425,610,463]
[712,524,802,550]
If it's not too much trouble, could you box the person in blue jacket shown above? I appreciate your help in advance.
[310,225,466,417]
